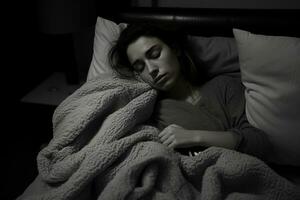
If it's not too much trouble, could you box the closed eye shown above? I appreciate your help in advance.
[146,46,161,60]
[132,45,161,72]
[149,49,161,59]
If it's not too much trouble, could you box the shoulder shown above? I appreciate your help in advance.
[202,75,244,101]
[205,75,242,90]
[211,75,240,84]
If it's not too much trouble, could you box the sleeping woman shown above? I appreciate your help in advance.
[109,23,273,161]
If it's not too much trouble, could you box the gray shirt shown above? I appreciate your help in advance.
[152,75,272,161]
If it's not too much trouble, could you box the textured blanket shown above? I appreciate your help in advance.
[18,74,300,200]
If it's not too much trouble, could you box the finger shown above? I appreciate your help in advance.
[158,130,164,138]
[163,134,175,146]
[170,124,183,129]
[168,140,177,149]
[159,130,173,141]
[159,124,179,139]
[160,132,172,142]
[158,128,170,138]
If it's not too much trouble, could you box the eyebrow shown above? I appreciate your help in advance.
[132,44,159,67]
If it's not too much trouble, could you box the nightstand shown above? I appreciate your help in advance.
[21,72,82,106]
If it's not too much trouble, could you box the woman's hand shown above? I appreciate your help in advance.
[158,124,239,150]
[158,124,202,149]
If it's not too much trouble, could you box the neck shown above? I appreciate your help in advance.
[162,76,194,101]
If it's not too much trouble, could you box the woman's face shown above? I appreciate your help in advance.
[126,36,182,91]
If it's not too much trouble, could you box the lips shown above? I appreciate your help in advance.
[154,74,167,84]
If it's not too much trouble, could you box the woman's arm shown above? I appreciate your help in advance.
[219,76,273,160]
[158,77,273,161]
[158,124,241,150]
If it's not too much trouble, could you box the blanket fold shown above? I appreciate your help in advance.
[18,74,300,200]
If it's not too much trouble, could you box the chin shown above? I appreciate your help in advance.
[157,80,175,91]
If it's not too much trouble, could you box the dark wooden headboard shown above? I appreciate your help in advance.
[99,7,300,37]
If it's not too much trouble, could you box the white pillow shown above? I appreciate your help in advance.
[233,28,300,166]
[87,17,127,80]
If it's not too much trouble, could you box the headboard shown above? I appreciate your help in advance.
[99,7,300,37]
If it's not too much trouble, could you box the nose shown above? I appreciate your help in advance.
[146,60,158,79]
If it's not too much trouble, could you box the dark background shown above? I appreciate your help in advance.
[3,1,73,199]
[3,0,300,199]
[2,1,130,199]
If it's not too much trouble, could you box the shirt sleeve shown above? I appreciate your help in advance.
[219,76,273,161]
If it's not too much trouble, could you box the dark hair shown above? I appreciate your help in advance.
[109,23,207,85]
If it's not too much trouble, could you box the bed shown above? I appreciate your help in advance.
[18,7,300,200]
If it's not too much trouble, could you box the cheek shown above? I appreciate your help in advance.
[164,50,180,66]
[165,56,181,77]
